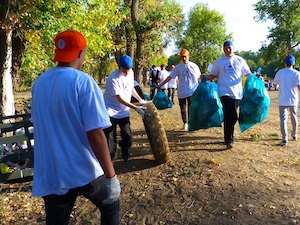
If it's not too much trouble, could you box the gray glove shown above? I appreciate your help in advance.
[135,106,146,118]
[103,175,121,204]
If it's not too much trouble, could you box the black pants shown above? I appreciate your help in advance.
[220,96,240,144]
[150,83,158,99]
[104,117,133,159]
[178,96,192,124]
[43,176,120,225]
[167,88,175,103]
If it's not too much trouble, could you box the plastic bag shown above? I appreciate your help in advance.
[152,90,172,110]
[239,74,270,133]
[188,77,223,131]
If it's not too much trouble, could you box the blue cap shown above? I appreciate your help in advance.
[119,55,133,69]
[285,54,295,66]
[223,40,233,47]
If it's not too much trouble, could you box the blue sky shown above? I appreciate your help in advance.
[166,0,273,55]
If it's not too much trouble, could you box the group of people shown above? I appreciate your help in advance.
[29,28,300,225]
[148,64,177,104]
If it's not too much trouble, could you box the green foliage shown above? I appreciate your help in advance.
[254,0,300,63]
[177,3,232,72]
[14,0,122,86]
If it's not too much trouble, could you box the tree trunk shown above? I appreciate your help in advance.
[0,29,15,116]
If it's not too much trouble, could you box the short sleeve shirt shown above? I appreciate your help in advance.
[31,67,111,196]
[170,62,201,99]
[211,55,251,100]
[273,67,300,106]
[104,69,134,118]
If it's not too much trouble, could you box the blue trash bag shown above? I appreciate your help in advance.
[152,89,173,110]
[239,74,270,133]
[188,77,223,131]
[143,94,151,100]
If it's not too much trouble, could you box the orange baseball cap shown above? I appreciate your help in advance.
[179,49,189,57]
[53,30,87,63]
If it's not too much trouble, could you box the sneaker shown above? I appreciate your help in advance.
[293,136,297,141]
[183,123,188,131]
[280,140,287,146]
[226,143,234,149]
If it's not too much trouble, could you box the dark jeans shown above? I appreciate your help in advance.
[43,176,120,225]
[167,88,175,103]
[178,96,192,124]
[220,96,240,144]
[104,117,133,159]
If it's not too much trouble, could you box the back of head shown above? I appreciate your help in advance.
[54,30,87,63]
[119,55,133,69]
[285,54,295,66]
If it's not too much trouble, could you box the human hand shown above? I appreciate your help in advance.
[135,106,147,118]
[139,99,148,105]
[103,175,121,204]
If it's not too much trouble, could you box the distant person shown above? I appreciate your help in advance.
[149,65,160,99]
[103,55,147,162]
[157,49,201,131]
[31,30,121,225]
[131,80,146,103]
[205,40,251,149]
[273,54,300,146]
[167,64,177,104]
[158,64,170,93]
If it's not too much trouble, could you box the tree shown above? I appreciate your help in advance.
[177,3,232,72]
[0,0,18,116]
[131,0,184,82]
[254,0,300,67]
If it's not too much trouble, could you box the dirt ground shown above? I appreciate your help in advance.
[1,89,300,225]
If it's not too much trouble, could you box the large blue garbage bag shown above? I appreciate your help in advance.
[239,74,270,133]
[153,89,172,110]
[188,77,223,131]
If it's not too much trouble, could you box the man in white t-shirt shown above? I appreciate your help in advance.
[167,64,177,104]
[273,54,300,146]
[103,55,147,161]
[157,49,201,131]
[31,30,121,225]
[158,64,170,93]
[205,40,251,149]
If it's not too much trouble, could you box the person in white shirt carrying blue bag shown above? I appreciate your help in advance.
[157,49,201,131]
[31,30,121,225]
[205,40,251,149]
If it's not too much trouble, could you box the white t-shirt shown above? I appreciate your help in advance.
[104,69,134,119]
[273,67,300,106]
[170,62,201,99]
[168,74,177,89]
[211,55,251,100]
[31,67,111,196]
[159,69,170,90]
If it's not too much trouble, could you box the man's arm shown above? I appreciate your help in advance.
[86,128,115,178]
[156,76,172,89]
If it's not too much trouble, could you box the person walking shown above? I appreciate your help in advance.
[273,54,300,146]
[103,55,147,162]
[158,64,170,93]
[167,64,177,104]
[31,30,121,225]
[157,49,201,131]
[205,40,251,149]
[149,65,160,99]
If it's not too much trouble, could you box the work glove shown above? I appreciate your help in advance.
[135,106,147,119]
[103,175,121,204]
[139,99,148,105]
